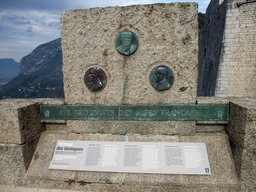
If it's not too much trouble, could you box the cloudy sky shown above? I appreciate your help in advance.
[0,0,210,62]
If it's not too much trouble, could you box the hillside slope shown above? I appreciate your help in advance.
[0,38,64,99]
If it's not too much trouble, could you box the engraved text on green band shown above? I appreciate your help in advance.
[40,105,229,121]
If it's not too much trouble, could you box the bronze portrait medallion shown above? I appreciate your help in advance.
[149,65,175,91]
[84,67,107,92]
[115,31,139,56]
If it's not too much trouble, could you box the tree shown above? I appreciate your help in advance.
[198,12,205,30]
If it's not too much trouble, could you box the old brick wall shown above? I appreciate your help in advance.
[215,0,256,96]
[198,0,256,97]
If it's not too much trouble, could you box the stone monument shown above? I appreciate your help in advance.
[0,2,255,192]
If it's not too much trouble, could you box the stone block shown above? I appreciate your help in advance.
[32,98,65,105]
[0,99,43,144]
[67,120,196,136]
[0,136,39,186]
[227,98,256,191]
[27,132,127,183]
[195,125,225,133]
[0,98,64,106]
[227,99,256,150]
[61,3,198,105]
[26,179,90,191]
[75,171,123,185]
[45,123,68,132]
[26,132,240,191]
[42,120,66,124]
[179,133,239,189]
[82,133,126,141]
[122,172,181,187]
[26,132,178,184]
[86,184,167,192]
[19,183,240,191]
[28,132,182,189]
[126,134,178,142]
[230,136,256,191]
[196,97,230,105]
[27,132,79,181]
[239,149,256,191]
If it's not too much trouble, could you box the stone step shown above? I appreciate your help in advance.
[25,131,239,191]
[0,185,80,192]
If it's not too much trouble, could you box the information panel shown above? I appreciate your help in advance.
[49,140,211,175]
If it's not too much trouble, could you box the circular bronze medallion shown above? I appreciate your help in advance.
[149,65,175,91]
[84,67,107,92]
[115,31,139,56]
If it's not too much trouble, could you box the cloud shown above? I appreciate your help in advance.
[48,22,60,27]
[0,0,211,62]
[66,0,181,9]
[67,0,209,13]
[0,10,60,39]
[1,15,31,25]
[0,9,61,62]
[26,26,33,33]
[0,26,4,32]
[0,0,68,13]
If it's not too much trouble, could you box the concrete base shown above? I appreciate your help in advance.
[23,131,239,191]
[0,136,40,186]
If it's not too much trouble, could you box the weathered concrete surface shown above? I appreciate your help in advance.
[179,133,238,189]
[0,136,39,186]
[12,183,239,192]
[61,3,198,105]
[60,3,198,140]
[0,98,64,106]
[26,132,238,191]
[228,100,256,150]
[227,98,256,191]
[0,185,83,192]
[195,125,225,133]
[0,98,65,144]
[0,99,42,144]
[197,97,229,105]
[0,98,65,187]
[45,123,68,133]
[67,120,196,136]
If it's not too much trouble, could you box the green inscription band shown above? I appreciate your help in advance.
[40,105,229,121]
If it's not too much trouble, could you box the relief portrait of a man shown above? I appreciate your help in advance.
[115,31,139,56]
[84,67,107,92]
[150,65,175,91]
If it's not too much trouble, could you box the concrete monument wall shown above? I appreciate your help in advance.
[61,3,199,136]
[61,3,198,105]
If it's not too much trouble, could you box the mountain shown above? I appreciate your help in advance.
[0,59,20,79]
[0,38,64,99]
[19,38,61,75]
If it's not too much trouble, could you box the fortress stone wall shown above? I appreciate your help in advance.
[198,0,256,97]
